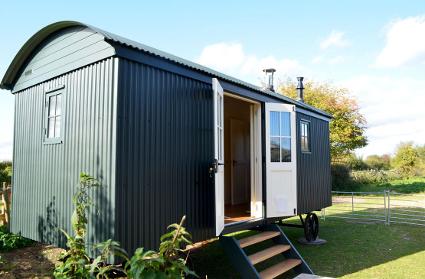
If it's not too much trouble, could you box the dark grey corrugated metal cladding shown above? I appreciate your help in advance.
[10,57,118,251]
[115,59,215,251]
[1,21,332,255]
[296,112,332,214]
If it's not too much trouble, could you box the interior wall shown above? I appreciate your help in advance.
[224,96,251,205]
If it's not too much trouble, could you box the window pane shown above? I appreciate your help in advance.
[270,111,280,136]
[270,137,280,162]
[48,95,56,117]
[56,94,62,115]
[281,138,291,162]
[48,117,55,138]
[55,116,61,138]
[281,112,291,137]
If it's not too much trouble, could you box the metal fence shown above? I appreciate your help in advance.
[322,191,425,226]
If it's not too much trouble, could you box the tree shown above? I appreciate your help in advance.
[392,142,419,177]
[346,153,368,170]
[365,154,391,170]
[278,80,367,161]
[0,161,12,184]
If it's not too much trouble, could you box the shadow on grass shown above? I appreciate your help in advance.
[190,209,425,278]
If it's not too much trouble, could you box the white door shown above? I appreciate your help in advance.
[265,103,297,218]
[213,78,225,235]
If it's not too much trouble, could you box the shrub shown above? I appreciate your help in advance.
[0,225,33,251]
[55,173,196,279]
[331,164,355,191]
[126,216,197,278]
[54,173,101,278]
[365,154,391,170]
[351,169,404,185]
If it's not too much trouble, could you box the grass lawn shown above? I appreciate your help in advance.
[190,177,425,279]
[190,219,425,279]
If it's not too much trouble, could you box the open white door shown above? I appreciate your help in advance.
[265,103,297,218]
[213,78,225,235]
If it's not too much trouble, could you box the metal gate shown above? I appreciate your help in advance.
[323,191,425,226]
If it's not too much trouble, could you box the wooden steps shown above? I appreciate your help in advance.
[220,224,313,279]
[259,259,302,279]
[239,231,281,248]
[249,244,291,265]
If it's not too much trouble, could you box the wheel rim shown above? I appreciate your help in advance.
[304,213,319,241]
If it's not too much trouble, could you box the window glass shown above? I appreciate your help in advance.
[46,91,62,140]
[281,138,291,162]
[281,112,291,137]
[300,121,310,153]
[270,111,291,162]
[270,111,280,136]
[271,137,280,162]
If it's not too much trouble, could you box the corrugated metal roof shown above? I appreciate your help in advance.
[1,21,331,118]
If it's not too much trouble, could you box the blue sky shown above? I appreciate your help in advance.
[1,1,425,160]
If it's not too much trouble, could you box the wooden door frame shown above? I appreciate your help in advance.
[224,93,263,222]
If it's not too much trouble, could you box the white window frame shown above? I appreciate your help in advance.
[44,87,64,144]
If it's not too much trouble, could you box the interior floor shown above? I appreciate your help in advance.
[224,95,253,225]
[224,203,252,224]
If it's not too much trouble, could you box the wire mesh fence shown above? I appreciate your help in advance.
[322,191,425,227]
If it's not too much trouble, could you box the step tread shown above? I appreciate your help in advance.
[259,258,302,279]
[239,231,281,248]
[249,244,291,265]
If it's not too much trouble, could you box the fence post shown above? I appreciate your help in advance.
[351,192,354,214]
[1,182,10,230]
[387,191,391,226]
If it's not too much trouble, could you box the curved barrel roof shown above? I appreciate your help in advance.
[0,21,331,118]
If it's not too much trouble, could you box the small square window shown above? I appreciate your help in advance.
[44,89,63,143]
[300,120,311,153]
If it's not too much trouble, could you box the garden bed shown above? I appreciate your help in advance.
[0,242,64,278]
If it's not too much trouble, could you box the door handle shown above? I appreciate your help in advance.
[209,159,224,176]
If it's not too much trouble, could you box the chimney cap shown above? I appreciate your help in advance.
[263,68,276,73]
[296,76,304,89]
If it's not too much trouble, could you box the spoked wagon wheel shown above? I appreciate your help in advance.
[304,212,319,242]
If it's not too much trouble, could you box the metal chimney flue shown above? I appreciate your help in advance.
[263,68,276,92]
[296,76,304,102]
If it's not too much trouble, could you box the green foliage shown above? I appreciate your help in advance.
[331,164,355,191]
[346,154,369,170]
[54,173,100,279]
[392,142,420,177]
[364,154,391,170]
[0,225,33,251]
[351,169,403,185]
[126,216,197,279]
[279,80,367,161]
[89,239,129,279]
[55,173,195,279]
[0,161,12,184]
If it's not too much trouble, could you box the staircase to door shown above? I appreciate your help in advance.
[220,224,313,279]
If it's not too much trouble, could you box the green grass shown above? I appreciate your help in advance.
[190,219,425,279]
[190,178,425,278]
[356,177,425,194]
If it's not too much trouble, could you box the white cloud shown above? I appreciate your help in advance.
[312,55,345,65]
[375,15,425,68]
[339,75,425,156]
[320,31,350,49]
[196,42,304,86]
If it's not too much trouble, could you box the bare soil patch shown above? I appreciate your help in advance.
[0,243,64,279]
